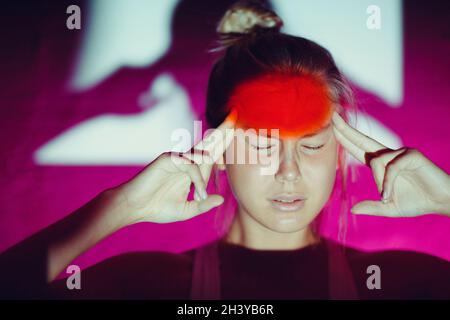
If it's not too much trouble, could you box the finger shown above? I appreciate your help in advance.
[364,149,398,194]
[381,148,411,201]
[171,154,208,200]
[333,124,384,193]
[187,114,236,183]
[351,200,398,217]
[332,125,366,164]
[182,148,213,166]
[192,113,235,164]
[369,156,386,195]
[331,139,400,197]
[332,111,386,155]
[181,194,225,219]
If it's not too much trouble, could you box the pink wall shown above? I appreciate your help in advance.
[0,1,449,277]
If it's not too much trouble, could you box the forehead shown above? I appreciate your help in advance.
[228,74,333,139]
[300,123,332,138]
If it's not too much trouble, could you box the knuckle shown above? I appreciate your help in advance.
[191,147,210,157]
[386,162,399,174]
[371,157,384,169]
[408,147,419,155]
[167,151,184,159]
[203,153,214,163]
[169,152,189,166]
[190,163,201,175]
[159,151,171,160]
[156,152,173,164]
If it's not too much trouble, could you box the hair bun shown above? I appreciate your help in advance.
[217,0,283,35]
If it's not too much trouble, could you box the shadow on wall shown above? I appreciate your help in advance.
[34,0,403,166]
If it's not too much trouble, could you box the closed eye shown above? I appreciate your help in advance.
[303,144,325,150]
[251,145,274,150]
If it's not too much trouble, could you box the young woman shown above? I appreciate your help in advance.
[1,0,449,300]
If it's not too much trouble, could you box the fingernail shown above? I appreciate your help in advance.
[332,112,341,122]
[332,112,338,122]
[215,196,224,206]
[381,191,389,204]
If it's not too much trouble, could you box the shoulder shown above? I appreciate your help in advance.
[343,244,450,299]
[95,250,195,275]
[48,250,196,299]
[344,245,450,276]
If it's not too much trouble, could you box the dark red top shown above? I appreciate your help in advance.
[40,237,450,300]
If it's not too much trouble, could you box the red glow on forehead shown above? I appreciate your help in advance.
[227,73,333,138]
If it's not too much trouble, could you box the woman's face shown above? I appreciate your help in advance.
[223,123,338,233]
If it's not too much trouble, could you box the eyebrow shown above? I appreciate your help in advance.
[301,123,332,138]
[241,122,332,140]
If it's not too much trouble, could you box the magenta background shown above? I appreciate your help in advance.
[1,0,449,275]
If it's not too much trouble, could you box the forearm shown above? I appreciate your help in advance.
[0,187,130,298]
[47,188,130,281]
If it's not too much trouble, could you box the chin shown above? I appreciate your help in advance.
[260,204,320,233]
[264,213,312,233]
[268,224,308,234]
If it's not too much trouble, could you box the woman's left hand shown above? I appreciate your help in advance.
[332,111,450,217]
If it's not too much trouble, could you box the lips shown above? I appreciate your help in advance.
[268,194,306,212]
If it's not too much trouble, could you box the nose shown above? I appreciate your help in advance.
[274,140,301,183]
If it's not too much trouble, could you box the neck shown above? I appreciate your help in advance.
[224,206,319,251]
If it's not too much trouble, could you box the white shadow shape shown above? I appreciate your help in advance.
[41,1,403,166]
[272,0,403,106]
[70,0,179,91]
[346,110,403,166]
[35,73,195,165]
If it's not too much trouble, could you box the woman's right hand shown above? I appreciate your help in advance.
[112,117,235,225]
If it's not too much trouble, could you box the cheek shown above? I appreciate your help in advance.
[226,163,268,211]
[225,139,272,205]
[302,139,338,197]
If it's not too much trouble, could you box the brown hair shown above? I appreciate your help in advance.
[207,0,358,242]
